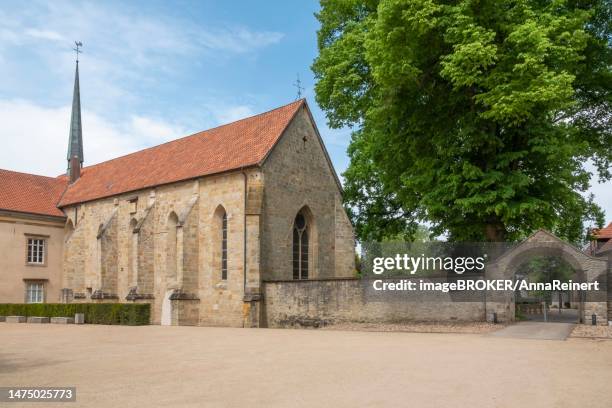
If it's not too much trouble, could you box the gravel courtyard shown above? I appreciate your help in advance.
[1,324,611,408]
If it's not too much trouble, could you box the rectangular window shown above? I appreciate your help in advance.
[26,282,44,303]
[129,198,138,214]
[27,238,45,264]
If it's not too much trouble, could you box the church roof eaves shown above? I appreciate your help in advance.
[593,222,612,239]
[0,169,67,217]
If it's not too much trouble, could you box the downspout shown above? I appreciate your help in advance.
[242,169,248,327]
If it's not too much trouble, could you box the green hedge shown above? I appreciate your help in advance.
[0,303,150,325]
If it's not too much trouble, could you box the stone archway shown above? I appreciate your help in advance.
[486,230,608,325]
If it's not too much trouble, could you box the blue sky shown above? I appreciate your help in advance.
[0,0,609,221]
[0,1,350,172]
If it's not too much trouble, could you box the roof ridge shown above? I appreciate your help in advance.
[64,99,305,174]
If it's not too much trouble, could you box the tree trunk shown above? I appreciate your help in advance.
[485,219,506,242]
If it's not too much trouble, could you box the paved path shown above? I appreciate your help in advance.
[1,324,611,408]
[490,322,575,340]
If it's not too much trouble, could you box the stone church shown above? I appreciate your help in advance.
[0,60,355,327]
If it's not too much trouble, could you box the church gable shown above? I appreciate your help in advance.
[259,103,355,280]
[259,102,343,193]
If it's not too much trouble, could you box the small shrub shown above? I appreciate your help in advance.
[0,303,150,325]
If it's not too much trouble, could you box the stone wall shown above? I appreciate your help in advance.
[195,172,247,327]
[62,173,248,326]
[98,211,118,296]
[261,107,355,280]
[262,278,486,328]
[63,218,84,291]
[136,203,155,295]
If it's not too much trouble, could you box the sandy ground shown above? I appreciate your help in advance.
[1,323,611,408]
[322,321,502,334]
[490,322,575,340]
[571,324,612,339]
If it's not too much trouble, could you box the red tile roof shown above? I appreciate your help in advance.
[0,169,67,217]
[596,239,612,254]
[59,99,305,207]
[593,222,612,239]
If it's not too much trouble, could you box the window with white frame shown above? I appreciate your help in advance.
[26,282,44,303]
[27,238,45,264]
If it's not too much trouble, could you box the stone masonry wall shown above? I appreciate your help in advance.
[261,107,355,280]
[62,173,247,326]
[63,217,84,291]
[195,172,246,327]
[99,213,118,295]
[182,199,199,295]
[263,278,485,328]
[137,206,155,295]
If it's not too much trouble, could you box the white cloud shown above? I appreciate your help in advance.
[212,105,255,124]
[1,3,283,65]
[24,28,64,42]
[198,28,284,53]
[0,4,281,176]
[0,2,284,116]
[129,116,184,142]
[0,27,20,45]
[0,99,186,176]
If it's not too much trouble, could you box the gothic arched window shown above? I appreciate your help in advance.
[293,212,308,280]
[221,211,228,280]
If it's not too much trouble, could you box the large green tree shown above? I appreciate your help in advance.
[313,0,610,243]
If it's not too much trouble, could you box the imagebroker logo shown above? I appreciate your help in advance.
[371,279,600,293]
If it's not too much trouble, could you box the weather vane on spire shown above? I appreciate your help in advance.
[73,41,83,63]
[293,73,304,100]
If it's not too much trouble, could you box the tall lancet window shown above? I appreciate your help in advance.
[221,212,228,280]
[292,212,309,280]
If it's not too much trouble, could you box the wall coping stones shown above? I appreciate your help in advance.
[243,293,263,302]
[125,289,155,301]
[50,317,75,324]
[91,290,119,299]
[169,290,199,301]
[263,276,360,283]
[27,316,50,323]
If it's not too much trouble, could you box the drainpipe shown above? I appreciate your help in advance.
[242,170,248,327]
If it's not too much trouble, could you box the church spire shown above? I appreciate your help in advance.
[67,41,84,176]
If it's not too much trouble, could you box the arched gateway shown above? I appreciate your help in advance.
[486,230,609,325]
